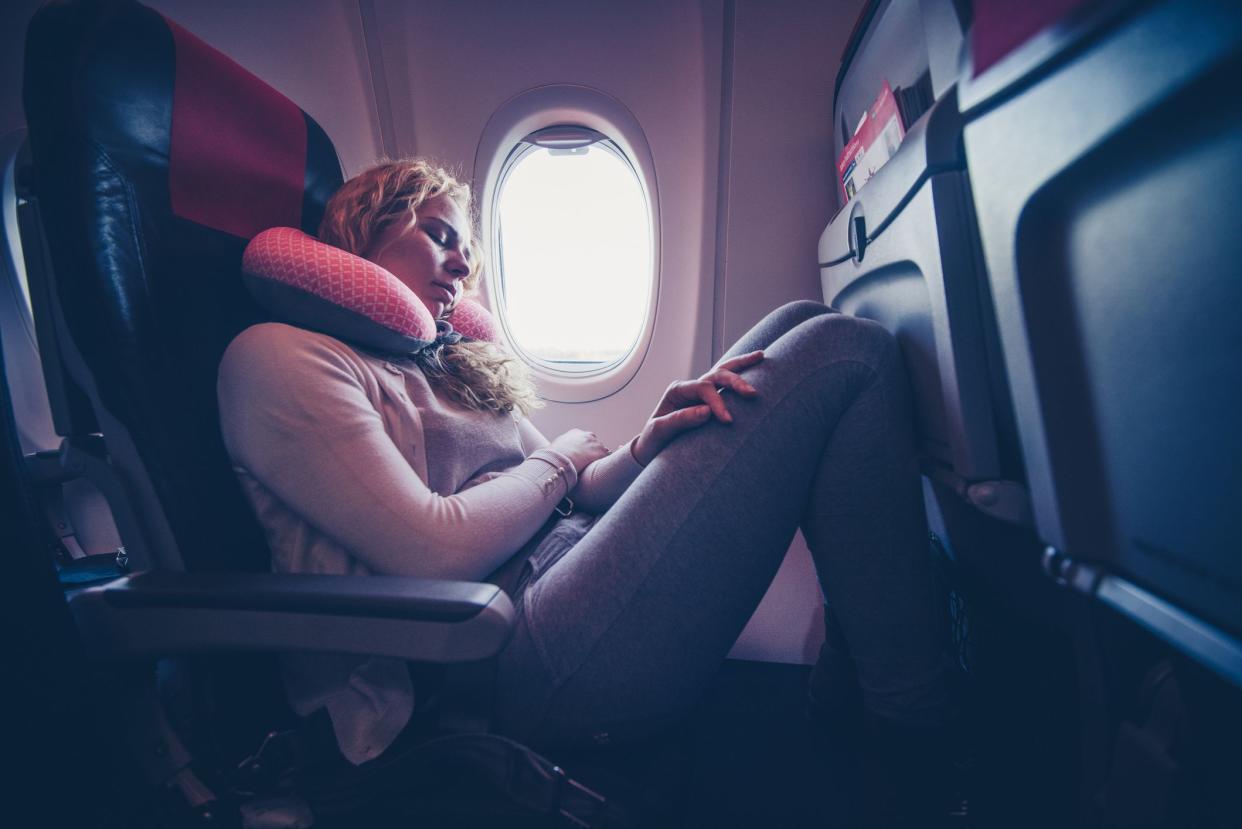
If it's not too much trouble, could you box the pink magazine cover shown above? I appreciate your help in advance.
[837,80,905,202]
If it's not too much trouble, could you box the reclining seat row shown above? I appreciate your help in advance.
[959,0,1242,684]
[958,2,1242,819]
[822,0,1242,686]
[820,0,1242,822]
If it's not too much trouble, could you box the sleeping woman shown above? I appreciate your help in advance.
[218,158,953,822]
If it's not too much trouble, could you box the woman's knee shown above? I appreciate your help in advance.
[763,299,834,335]
[720,300,835,363]
[783,311,900,372]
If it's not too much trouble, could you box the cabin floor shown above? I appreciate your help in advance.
[542,566,1084,829]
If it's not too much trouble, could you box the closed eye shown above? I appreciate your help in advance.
[423,217,470,262]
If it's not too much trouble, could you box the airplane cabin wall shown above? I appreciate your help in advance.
[0,0,865,664]
[713,0,863,661]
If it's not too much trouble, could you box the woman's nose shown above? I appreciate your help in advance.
[446,250,471,280]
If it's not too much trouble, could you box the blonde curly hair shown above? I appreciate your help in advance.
[318,159,540,416]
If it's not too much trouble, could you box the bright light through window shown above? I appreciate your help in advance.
[496,139,652,370]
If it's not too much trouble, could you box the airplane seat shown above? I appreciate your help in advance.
[14,0,526,822]
[820,4,1084,820]
[819,0,1029,529]
[819,0,1047,663]
[21,0,337,576]
[1,129,123,563]
[959,0,1242,686]
[957,0,1242,822]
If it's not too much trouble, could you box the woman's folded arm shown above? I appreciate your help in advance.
[218,324,575,581]
[515,417,644,514]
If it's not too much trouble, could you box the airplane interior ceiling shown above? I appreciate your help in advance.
[0,0,867,663]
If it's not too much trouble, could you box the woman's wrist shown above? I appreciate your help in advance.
[527,449,579,495]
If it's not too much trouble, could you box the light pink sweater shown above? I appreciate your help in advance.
[218,322,642,763]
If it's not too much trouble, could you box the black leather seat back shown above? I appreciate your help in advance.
[23,0,343,573]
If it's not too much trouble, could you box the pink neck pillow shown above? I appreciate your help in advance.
[241,227,499,353]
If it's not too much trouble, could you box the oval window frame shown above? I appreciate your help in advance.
[475,85,660,404]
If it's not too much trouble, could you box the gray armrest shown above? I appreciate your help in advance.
[69,571,515,662]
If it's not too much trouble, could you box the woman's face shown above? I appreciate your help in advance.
[367,194,473,319]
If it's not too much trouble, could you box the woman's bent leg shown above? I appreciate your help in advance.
[494,303,947,747]
[715,299,835,361]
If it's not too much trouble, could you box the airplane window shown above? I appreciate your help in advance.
[494,128,652,373]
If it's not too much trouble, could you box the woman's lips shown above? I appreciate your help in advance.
[430,283,455,303]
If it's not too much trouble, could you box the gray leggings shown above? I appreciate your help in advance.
[492,301,948,747]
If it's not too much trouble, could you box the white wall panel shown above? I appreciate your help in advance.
[718,0,857,350]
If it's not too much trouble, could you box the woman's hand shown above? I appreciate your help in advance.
[631,350,764,466]
[549,428,611,474]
